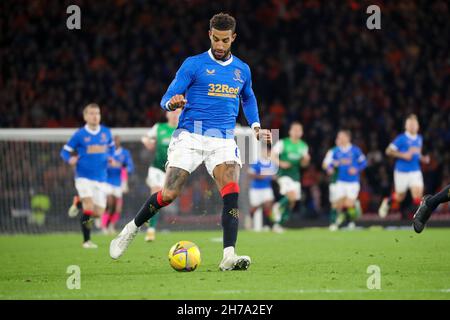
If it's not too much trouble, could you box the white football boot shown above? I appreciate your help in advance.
[144,227,156,242]
[82,240,98,249]
[68,196,81,218]
[219,247,251,271]
[109,221,139,259]
[272,223,284,234]
[329,223,338,232]
[378,198,390,218]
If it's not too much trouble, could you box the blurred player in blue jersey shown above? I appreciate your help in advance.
[60,103,115,248]
[247,144,279,232]
[378,114,430,219]
[327,130,367,230]
[101,136,134,235]
[323,141,363,231]
[110,13,272,271]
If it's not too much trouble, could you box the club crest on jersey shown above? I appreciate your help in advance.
[206,69,215,75]
[101,133,107,142]
[84,137,91,142]
[233,69,244,83]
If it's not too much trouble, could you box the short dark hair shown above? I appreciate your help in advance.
[83,103,100,114]
[290,121,303,128]
[339,129,352,139]
[210,13,236,33]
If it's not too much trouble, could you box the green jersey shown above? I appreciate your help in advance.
[273,138,309,181]
[147,122,176,171]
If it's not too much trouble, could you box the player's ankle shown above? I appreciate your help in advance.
[223,246,235,258]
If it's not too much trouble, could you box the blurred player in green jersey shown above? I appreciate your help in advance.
[141,109,181,241]
[271,122,310,230]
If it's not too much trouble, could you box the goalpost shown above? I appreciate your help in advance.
[0,127,261,234]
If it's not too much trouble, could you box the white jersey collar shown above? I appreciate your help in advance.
[340,144,352,153]
[84,124,101,135]
[405,131,418,140]
[207,49,234,66]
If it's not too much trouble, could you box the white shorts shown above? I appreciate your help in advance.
[394,170,424,194]
[277,176,301,201]
[106,184,123,198]
[335,181,360,201]
[249,188,275,207]
[146,167,166,189]
[75,178,108,208]
[167,131,242,177]
[329,183,339,203]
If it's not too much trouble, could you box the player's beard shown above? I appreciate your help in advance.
[211,48,231,61]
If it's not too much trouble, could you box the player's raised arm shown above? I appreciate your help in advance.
[160,57,196,111]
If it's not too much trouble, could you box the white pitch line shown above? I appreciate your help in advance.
[1,288,450,299]
[211,289,450,294]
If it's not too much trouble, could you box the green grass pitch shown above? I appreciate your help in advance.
[1,228,450,299]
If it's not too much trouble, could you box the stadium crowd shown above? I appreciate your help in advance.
[1,0,449,217]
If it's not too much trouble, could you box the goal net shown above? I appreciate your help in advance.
[0,127,265,234]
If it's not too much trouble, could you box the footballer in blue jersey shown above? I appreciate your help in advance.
[111,13,272,271]
[247,144,278,232]
[60,103,115,248]
[327,130,367,229]
[378,114,430,219]
[101,136,134,234]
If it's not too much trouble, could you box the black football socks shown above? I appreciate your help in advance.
[134,191,170,227]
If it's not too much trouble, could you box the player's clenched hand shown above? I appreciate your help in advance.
[255,128,272,144]
[168,94,187,110]
[420,154,431,164]
[302,153,311,166]
[68,156,78,166]
[326,167,335,176]
[402,151,414,161]
[108,157,121,167]
[348,167,358,175]
[279,160,292,169]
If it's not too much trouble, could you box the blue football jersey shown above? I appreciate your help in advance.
[160,49,260,138]
[330,145,367,183]
[107,147,134,187]
[389,133,423,172]
[60,125,115,182]
[249,159,277,189]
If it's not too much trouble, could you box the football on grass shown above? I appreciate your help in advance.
[168,241,201,272]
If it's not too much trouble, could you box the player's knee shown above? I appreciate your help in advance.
[396,193,406,202]
[93,207,104,217]
[345,199,355,208]
[82,199,94,212]
[287,192,296,202]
